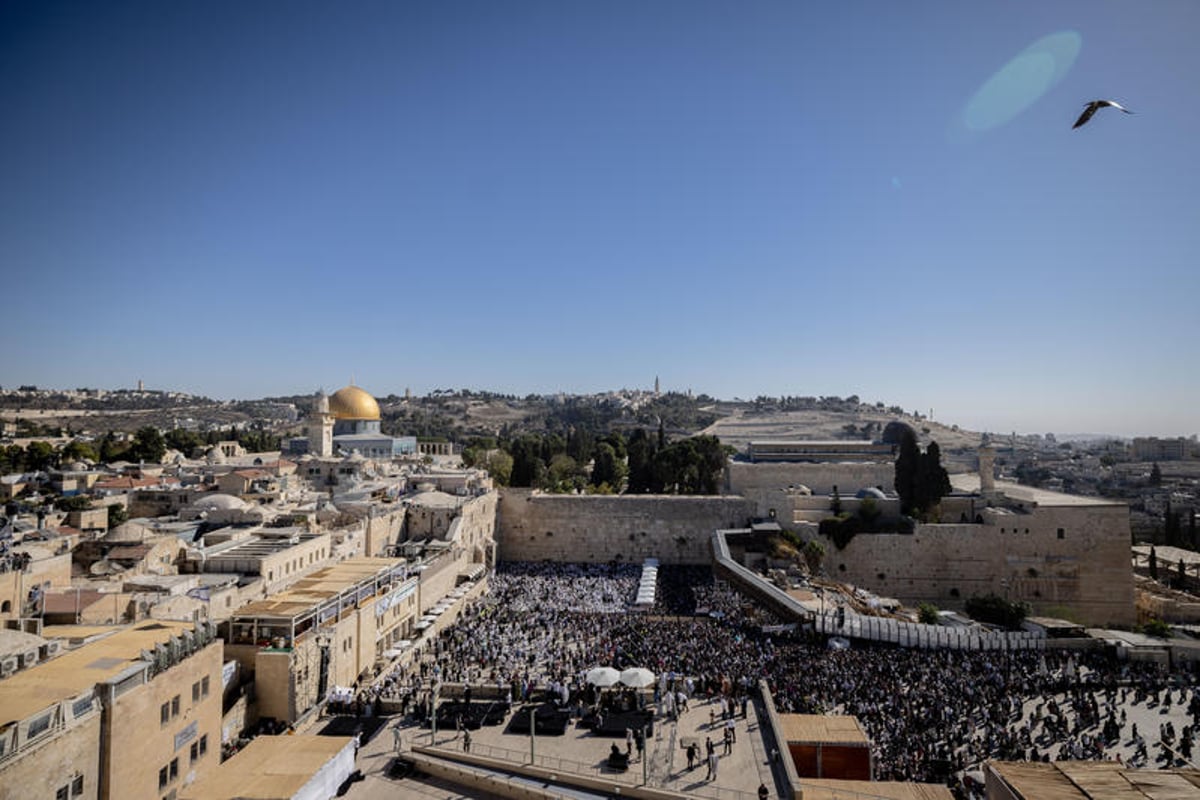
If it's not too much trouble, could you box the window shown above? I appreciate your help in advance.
[56,787,68,800]
[171,695,180,717]
[190,741,199,762]
[71,775,83,797]
[199,734,208,757]
[192,681,200,703]
[159,767,169,789]
[29,713,52,739]
[201,676,210,698]
[1057,528,1065,539]
[169,758,178,781]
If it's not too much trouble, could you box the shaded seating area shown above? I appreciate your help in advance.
[505,703,571,736]
[427,700,511,731]
[579,708,654,738]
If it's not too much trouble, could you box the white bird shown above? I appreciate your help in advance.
[1072,100,1133,129]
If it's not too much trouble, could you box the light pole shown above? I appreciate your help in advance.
[430,678,440,746]
[529,706,536,764]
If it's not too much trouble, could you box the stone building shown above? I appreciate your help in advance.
[0,620,222,800]
[287,384,417,459]
[221,557,418,724]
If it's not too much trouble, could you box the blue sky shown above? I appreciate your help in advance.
[1,1,1197,437]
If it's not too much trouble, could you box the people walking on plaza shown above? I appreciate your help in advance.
[392,723,402,753]
[463,730,471,752]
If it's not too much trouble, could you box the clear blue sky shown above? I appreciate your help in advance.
[1,1,1196,437]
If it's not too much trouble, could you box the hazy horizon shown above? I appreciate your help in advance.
[2,2,1196,439]
[1,377,1189,441]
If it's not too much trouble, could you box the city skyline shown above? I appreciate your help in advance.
[2,2,1197,439]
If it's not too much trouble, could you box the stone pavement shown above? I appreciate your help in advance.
[342,690,788,799]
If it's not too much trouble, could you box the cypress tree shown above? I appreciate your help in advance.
[894,429,920,516]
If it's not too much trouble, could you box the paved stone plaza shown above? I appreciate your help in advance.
[343,691,786,799]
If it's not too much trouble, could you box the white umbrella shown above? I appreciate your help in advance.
[619,667,656,688]
[585,666,621,687]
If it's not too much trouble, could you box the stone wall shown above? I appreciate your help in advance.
[365,507,406,556]
[0,714,101,800]
[813,504,1134,627]
[726,461,895,517]
[496,491,753,564]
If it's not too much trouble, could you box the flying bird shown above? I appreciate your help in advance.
[1072,100,1133,129]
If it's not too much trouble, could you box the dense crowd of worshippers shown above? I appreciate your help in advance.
[360,561,1200,787]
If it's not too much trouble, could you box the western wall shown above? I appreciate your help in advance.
[493,467,1136,627]
[496,490,752,564]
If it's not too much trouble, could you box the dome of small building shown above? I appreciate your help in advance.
[881,420,917,445]
[328,385,380,421]
[191,493,249,512]
[104,520,152,543]
[855,487,888,500]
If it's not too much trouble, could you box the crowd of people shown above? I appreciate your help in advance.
[352,561,1199,793]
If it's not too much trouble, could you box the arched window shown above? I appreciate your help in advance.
[1,600,11,613]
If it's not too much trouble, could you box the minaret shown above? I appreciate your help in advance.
[977,443,996,498]
[654,376,660,396]
[309,391,334,457]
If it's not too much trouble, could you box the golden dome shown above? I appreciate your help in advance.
[328,385,380,420]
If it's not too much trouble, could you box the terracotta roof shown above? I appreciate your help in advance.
[232,469,273,479]
[107,544,154,561]
[96,475,178,490]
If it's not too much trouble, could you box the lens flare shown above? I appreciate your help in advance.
[960,31,1082,132]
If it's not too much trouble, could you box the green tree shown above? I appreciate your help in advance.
[545,453,581,491]
[60,440,99,464]
[590,442,626,490]
[165,429,203,458]
[484,451,513,486]
[964,593,1027,630]
[130,427,166,463]
[508,435,546,488]
[802,539,826,574]
[917,602,940,625]
[24,441,57,471]
[1143,618,1171,639]
[99,432,126,463]
[893,429,920,515]
[915,441,952,517]
[1149,462,1163,486]
[56,494,94,512]
[1149,546,1159,580]
[626,429,657,493]
[566,427,594,465]
[107,504,127,527]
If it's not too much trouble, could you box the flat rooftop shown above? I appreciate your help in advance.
[179,734,353,800]
[778,714,869,745]
[0,620,199,726]
[233,556,405,619]
[950,474,1124,507]
[988,760,1200,799]
[797,779,952,799]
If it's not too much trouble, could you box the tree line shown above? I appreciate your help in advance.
[462,426,732,495]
